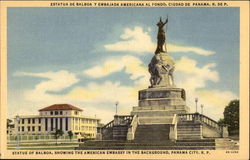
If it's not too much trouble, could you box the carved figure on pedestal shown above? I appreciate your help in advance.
[162,64,175,86]
[148,63,157,86]
[149,57,164,86]
[148,54,175,87]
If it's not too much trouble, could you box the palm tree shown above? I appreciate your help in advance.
[53,129,64,145]
[67,130,73,141]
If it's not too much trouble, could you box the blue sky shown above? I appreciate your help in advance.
[8,7,239,123]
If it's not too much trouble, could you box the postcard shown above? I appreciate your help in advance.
[0,1,249,159]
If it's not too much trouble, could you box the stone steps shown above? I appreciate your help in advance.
[177,139,215,142]
[177,121,202,140]
[134,124,170,142]
[112,125,129,140]
[76,139,217,150]
[139,99,186,108]
[77,145,215,150]
[138,117,173,124]
[77,138,238,150]
[132,106,188,111]
[131,110,187,117]
[177,135,202,140]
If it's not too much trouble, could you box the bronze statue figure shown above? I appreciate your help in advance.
[155,17,168,54]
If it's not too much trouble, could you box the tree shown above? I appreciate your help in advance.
[53,129,64,145]
[7,119,14,134]
[67,130,73,141]
[7,119,12,128]
[221,99,239,135]
[217,118,225,125]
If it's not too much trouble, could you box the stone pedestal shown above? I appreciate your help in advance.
[169,124,177,141]
[131,87,189,124]
[222,125,229,138]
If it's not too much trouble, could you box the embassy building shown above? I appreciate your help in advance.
[12,104,100,138]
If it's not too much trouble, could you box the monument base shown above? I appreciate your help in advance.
[131,87,189,125]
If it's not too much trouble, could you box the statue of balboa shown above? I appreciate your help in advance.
[149,17,175,88]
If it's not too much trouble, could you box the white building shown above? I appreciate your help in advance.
[13,104,100,138]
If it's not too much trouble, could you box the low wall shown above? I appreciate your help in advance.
[7,134,78,142]
[202,125,221,138]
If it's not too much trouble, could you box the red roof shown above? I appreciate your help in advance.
[39,104,83,111]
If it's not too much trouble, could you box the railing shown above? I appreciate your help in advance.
[102,120,114,130]
[127,115,139,140]
[178,113,223,132]
[7,134,78,142]
[114,115,134,125]
[97,115,133,140]
[97,115,134,135]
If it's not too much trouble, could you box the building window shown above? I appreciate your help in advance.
[22,119,25,124]
[51,118,54,131]
[45,118,48,131]
[22,126,24,131]
[75,111,78,115]
[55,111,58,115]
[65,118,68,131]
[60,111,63,115]
[28,119,31,124]
[38,126,41,131]
[50,111,53,115]
[38,118,41,123]
[27,126,30,131]
[55,118,58,130]
[32,126,35,131]
[60,118,63,130]
[32,118,35,124]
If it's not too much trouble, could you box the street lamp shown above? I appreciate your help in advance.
[201,104,204,115]
[195,98,198,113]
[115,101,119,115]
[16,114,20,150]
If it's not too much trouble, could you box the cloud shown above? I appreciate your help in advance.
[66,81,137,104]
[11,56,237,123]
[196,90,237,108]
[184,89,238,121]
[83,55,149,86]
[175,56,219,91]
[104,26,215,55]
[173,56,237,120]
[168,44,215,56]
[14,70,79,102]
[104,26,155,54]
[64,81,146,123]
[12,68,146,123]
[11,69,142,123]
[81,55,234,121]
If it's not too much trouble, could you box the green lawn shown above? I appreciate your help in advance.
[8,143,81,147]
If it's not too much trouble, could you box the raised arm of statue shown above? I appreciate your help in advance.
[163,18,168,25]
